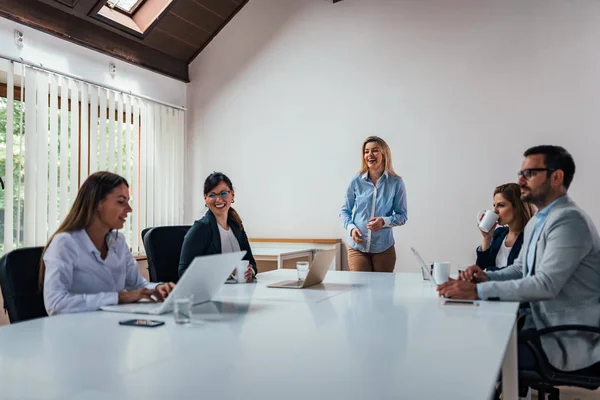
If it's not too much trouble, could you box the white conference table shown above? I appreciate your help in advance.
[0,271,519,400]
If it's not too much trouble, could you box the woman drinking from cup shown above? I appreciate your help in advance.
[339,136,407,272]
[476,183,534,271]
[179,172,257,281]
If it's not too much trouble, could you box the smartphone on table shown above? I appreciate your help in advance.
[118,319,165,328]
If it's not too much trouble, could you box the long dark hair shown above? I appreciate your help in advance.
[39,171,129,289]
[204,172,243,229]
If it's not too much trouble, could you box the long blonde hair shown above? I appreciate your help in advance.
[39,171,129,289]
[359,136,399,176]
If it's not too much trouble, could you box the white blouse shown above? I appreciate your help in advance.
[494,237,512,268]
[218,224,241,254]
[43,229,157,315]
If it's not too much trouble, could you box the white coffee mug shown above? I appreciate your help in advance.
[433,262,451,284]
[477,210,499,233]
[236,260,249,283]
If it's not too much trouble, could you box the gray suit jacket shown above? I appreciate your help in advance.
[478,195,600,371]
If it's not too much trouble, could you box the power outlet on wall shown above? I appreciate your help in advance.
[14,30,24,47]
[109,62,116,76]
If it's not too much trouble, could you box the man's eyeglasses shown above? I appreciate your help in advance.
[206,191,231,200]
[517,168,556,180]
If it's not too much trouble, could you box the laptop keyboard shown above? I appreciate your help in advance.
[117,302,163,313]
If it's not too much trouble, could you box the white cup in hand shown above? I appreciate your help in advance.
[433,262,451,284]
[236,260,249,283]
[478,210,499,233]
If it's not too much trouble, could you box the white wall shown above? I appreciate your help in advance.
[186,0,600,272]
[0,17,186,107]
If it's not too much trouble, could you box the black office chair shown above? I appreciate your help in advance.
[517,325,600,399]
[0,247,48,323]
[142,226,191,283]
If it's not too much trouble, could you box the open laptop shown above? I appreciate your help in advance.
[267,250,335,289]
[101,251,246,315]
[411,247,438,284]
[410,247,477,303]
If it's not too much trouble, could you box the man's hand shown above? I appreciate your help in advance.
[458,264,489,283]
[437,278,479,300]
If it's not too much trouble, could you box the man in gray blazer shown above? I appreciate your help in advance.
[438,145,600,373]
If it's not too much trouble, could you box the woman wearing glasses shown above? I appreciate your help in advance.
[476,183,535,271]
[339,136,407,272]
[178,172,257,281]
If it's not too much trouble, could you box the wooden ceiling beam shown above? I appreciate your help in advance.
[73,0,103,14]
[0,0,189,81]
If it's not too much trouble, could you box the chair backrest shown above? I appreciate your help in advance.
[143,226,191,283]
[0,247,48,323]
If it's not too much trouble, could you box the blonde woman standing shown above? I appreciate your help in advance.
[339,136,407,272]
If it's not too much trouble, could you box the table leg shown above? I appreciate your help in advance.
[502,321,518,400]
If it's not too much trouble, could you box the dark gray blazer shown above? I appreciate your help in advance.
[178,210,257,277]
[478,195,600,371]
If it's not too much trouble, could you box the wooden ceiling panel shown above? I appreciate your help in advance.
[144,28,197,60]
[0,0,249,81]
[190,0,240,21]
[159,12,212,47]
[169,0,222,32]
[53,0,79,7]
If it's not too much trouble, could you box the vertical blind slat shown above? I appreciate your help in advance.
[132,98,140,253]
[48,75,59,235]
[89,86,98,174]
[69,81,80,208]
[59,76,70,221]
[80,84,89,184]
[98,89,107,171]
[108,91,115,172]
[139,102,147,245]
[4,62,15,252]
[145,103,155,230]
[23,68,38,246]
[35,71,49,244]
[116,93,123,176]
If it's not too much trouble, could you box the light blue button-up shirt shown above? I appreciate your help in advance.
[339,171,408,253]
[43,229,158,315]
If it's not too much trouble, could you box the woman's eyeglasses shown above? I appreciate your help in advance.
[206,191,231,200]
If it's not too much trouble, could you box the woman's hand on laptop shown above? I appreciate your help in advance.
[459,265,488,283]
[157,282,176,298]
[118,288,162,304]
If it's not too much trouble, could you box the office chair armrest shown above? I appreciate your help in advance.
[535,325,600,337]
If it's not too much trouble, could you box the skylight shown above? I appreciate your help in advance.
[106,0,146,14]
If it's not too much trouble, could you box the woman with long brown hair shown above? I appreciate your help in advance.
[178,172,257,280]
[339,136,408,272]
[41,171,175,315]
[476,183,535,271]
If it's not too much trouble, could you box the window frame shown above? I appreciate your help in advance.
[106,0,148,17]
